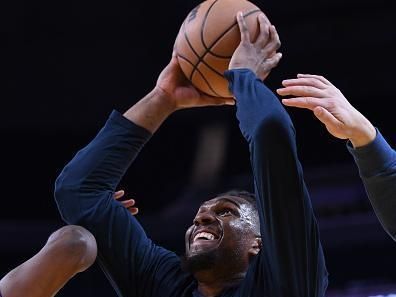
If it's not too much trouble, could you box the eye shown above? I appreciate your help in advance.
[217,208,233,217]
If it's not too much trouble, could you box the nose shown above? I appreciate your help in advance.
[193,210,216,226]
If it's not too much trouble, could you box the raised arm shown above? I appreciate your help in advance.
[278,74,396,241]
[123,53,235,133]
[225,13,328,297]
[54,54,234,296]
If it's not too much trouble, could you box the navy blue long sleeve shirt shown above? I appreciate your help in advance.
[348,131,396,241]
[55,69,328,297]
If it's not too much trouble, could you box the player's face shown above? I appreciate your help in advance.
[184,195,259,269]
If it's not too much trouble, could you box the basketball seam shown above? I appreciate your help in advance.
[181,3,223,95]
[179,1,261,96]
[204,9,261,58]
[189,8,261,80]
[200,0,219,54]
[178,54,222,97]
[182,21,222,84]
[181,21,201,80]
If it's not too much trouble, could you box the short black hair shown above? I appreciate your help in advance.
[218,189,257,210]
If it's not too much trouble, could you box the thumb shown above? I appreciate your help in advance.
[113,190,125,200]
[313,106,341,129]
[199,94,236,107]
[258,52,282,80]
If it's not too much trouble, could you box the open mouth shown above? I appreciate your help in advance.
[189,229,222,250]
[193,231,218,242]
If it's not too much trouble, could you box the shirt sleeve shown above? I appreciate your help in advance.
[224,69,328,297]
[54,110,191,297]
[347,130,396,241]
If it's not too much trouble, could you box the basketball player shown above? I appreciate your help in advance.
[277,74,396,241]
[54,12,328,297]
[0,191,137,297]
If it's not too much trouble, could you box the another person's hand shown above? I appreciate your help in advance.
[229,12,282,80]
[155,53,235,111]
[114,190,139,215]
[277,74,376,148]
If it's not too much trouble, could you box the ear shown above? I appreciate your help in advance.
[248,237,262,257]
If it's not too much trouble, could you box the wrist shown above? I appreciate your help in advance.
[151,86,178,114]
[122,87,176,134]
[228,64,256,76]
[349,119,377,148]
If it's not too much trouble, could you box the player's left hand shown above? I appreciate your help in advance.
[113,190,139,215]
[229,12,282,81]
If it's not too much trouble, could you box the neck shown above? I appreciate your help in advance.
[194,271,245,297]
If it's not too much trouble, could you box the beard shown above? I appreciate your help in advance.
[180,249,220,273]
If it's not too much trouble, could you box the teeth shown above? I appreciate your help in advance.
[194,232,215,242]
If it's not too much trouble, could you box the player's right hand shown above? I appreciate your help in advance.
[155,53,235,111]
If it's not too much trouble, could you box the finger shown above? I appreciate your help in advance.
[121,199,136,208]
[259,52,282,77]
[169,54,179,65]
[281,78,327,89]
[313,106,342,130]
[199,95,236,106]
[281,97,326,111]
[262,25,281,55]
[113,190,125,200]
[297,74,333,86]
[128,207,139,216]
[276,85,324,98]
[236,11,250,43]
[255,14,270,47]
[264,52,282,67]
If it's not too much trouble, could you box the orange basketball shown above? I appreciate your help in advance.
[175,0,264,98]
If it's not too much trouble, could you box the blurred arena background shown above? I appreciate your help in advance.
[1,0,396,295]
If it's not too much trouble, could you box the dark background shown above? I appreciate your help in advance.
[1,0,396,296]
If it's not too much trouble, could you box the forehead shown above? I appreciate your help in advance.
[200,195,250,209]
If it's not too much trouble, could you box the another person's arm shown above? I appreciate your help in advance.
[0,226,97,297]
[54,54,234,296]
[278,73,376,147]
[278,74,396,240]
[0,191,134,297]
[226,13,328,297]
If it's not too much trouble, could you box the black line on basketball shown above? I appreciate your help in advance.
[188,0,219,80]
[205,9,261,58]
[182,11,225,81]
[182,24,203,80]
[178,54,222,97]
[189,8,261,80]
[181,22,200,65]
[177,53,197,69]
[200,0,219,54]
